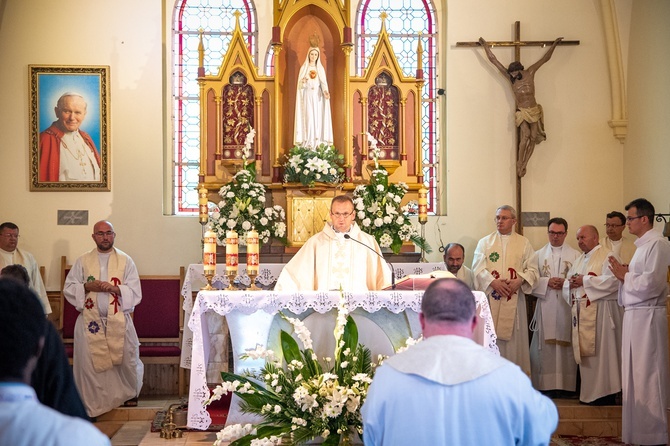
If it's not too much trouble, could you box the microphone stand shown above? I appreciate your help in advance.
[343,234,396,289]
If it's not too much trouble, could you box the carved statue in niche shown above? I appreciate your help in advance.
[368,71,399,160]
[293,35,333,149]
[222,71,254,159]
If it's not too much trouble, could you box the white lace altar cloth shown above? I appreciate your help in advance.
[185,288,498,430]
[179,262,448,368]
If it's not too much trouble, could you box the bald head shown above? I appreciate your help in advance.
[420,278,477,338]
[91,220,116,253]
[576,225,599,254]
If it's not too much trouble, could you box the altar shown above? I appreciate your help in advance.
[185,286,498,430]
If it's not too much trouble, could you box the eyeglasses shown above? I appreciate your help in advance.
[94,231,115,237]
[331,211,354,219]
[548,231,566,236]
[626,216,643,222]
[495,216,514,222]
[0,234,19,239]
[604,224,624,229]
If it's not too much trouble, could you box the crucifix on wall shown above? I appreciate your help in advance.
[457,22,579,232]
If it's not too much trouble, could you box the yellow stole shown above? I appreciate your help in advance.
[484,233,525,341]
[570,247,609,364]
[82,248,128,372]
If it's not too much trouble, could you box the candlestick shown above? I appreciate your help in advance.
[198,186,209,225]
[246,229,260,290]
[202,230,217,290]
[418,187,428,223]
[225,230,238,290]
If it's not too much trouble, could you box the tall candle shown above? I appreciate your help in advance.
[246,229,259,274]
[203,230,217,274]
[418,187,428,223]
[198,187,209,224]
[225,230,239,273]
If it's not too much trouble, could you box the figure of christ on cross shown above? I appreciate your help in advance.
[479,36,562,178]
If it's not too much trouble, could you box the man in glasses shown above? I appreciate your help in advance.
[529,217,580,397]
[610,198,670,445]
[599,211,636,265]
[0,222,51,314]
[472,205,539,375]
[63,220,143,418]
[276,195,391,291]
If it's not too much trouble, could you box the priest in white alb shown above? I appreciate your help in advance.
[563,225,623,404]
[529,218,580,394]
[472,205,538,375]
[64,220,144,417]
[275,195,391,291]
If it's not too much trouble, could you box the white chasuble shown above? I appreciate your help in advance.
[275,222,391,292]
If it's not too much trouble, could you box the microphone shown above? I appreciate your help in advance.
[343,233,395,289]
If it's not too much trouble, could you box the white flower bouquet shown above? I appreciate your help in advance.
[210,163,287,246]
[206,294,379,445]
[353,133,431,255]
[283,144,345,187]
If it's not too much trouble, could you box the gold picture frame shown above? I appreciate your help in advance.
[29,65,110,191]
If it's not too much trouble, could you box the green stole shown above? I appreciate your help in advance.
[82,248,128,372]
[484,233,525,341]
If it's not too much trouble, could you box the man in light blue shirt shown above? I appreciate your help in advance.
[0,278,110,446]
[362,278,558,446]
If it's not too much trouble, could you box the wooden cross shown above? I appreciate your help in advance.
[457,21,579,233]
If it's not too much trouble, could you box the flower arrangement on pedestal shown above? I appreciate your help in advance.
[209,130,287,245]
[283,144,345,187]
[206,294,380,446]
[352,133,431,255]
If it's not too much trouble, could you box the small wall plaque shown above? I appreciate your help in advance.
[521,212,550,227]
[57,210,89,226]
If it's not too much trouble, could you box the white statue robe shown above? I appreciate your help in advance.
[618,230,670,445]
[0,247,51,314]
[562,245,623,403]
[63,248,144,417]
[293,57,333,148]
[530,243,580,391]
[599,235,636,265]
[472,232,538,375]
[275,222,391,292]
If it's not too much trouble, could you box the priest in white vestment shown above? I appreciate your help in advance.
[600,211,636,265]
[0,222,51,314]
[563,225,623,404]
[443,242,475,289]
[472,205,538,375]
[64,221,144,417]
[530,218,580,393]
[275,196,391,291]
[609,198,670,445]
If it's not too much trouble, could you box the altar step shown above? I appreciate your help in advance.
[92,397,623,445]
[553,398,621,437]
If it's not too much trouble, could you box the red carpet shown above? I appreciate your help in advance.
[152,392,231,432]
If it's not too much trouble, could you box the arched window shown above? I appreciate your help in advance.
[172,0,257,214]
[356,0,438,212]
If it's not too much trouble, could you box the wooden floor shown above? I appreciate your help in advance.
[93,396,626,445]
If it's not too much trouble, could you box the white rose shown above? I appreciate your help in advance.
[242,221,252,230]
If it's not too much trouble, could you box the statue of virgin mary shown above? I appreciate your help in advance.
[293,44,333,149]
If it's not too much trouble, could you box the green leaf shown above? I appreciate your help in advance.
[341,316,359,355]
[410,234,433,253]
[280,330,303,365]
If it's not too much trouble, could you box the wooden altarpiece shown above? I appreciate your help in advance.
[197,2,426,248]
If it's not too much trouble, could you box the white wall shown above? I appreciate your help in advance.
[0,0,664,290]
[623,1,670,212]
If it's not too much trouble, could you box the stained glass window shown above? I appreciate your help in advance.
[172,0,257,213]
[356,0,438,212]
